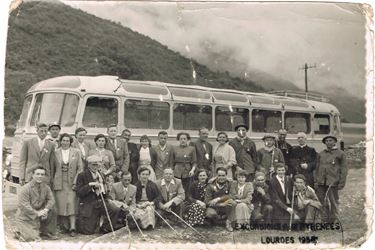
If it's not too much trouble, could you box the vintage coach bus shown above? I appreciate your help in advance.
[10,75,343,182]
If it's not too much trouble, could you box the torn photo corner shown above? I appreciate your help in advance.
[1,0,374,249]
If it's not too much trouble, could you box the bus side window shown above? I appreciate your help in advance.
[124,99,170,129]
[251,109,282,133]
[215,106,249,131]
[313,114,330,134]
[285,112,311,134]
[173,103,212,130]
[82,96,118,128]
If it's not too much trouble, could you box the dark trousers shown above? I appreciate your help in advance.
[316,185,339,223]
[295,204,320,224]
[40,207,58,235]
[77,200,121,235]
[252,204,273,224]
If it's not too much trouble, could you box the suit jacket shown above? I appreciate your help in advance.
[269,175,293,212]
[72,140,94,164]
[230,181,253,207]
[105,137,130,173]
[76,168,108,218]
[109,182,136,210]
[229,137,257,174]
[52,147,83,191]
[16,179,55,221]
[190,139,213,170]
[156,178,185,206]
[19,137,55,183]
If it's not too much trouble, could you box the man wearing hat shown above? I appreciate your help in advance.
[47,122,61,150]
[314,135,347,223]
[289,132,317,187]
[257,134,285,181]
[229,124,257,181]
[251,172,273,225]
[19,123,55,186]
[275,129,292,170]
[76,155,122,234]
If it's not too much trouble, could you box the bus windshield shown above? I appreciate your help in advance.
[30,93,79,127]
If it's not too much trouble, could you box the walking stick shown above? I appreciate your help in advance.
[152,207,181,237]
[128,211,147,239]
[99,191,116,238]
[289,186,295,231]
[269,149,275,180]
[168,210,205,238]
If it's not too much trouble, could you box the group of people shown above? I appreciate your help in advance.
[15,122,348,241]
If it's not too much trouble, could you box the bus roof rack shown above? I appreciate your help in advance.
[268,90,330,102]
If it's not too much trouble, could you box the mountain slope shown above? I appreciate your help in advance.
[4,1,264,131]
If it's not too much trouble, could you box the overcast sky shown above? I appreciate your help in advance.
[64,1,369,98]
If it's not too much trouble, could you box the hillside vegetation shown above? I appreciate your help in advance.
[5,1,264,132]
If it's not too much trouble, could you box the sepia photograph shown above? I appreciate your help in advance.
[1,0,373,249]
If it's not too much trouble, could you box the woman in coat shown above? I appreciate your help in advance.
[88,134,116,176]
[212,132,237,179]
[230,169,254,229]
[52,133,83,236]
[133,167,161,229]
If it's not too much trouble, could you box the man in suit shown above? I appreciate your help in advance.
[76,155,122,235]
[269,163,294,226]
[109,171,137,220]
[19,123,55,186]
[106,124,130,174]
[156,168,185,217]
[47,122,61,150]
[15,167,58,241]
[229,124,257,181]
[151,131,174,180]
[121,129,140,184]
[251,172,273,225]
[190,127,212,174]
[275,129,293,173]
[289,132,317,187]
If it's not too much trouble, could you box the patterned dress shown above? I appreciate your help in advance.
[184,180,207,226]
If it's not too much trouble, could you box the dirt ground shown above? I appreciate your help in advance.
[3,167,369,249]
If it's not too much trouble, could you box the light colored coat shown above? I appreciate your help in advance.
[19,137,55,183]
[109,182,137,211]
[156,178,185,206]
[52,147,83,190]
[230,181,254,210]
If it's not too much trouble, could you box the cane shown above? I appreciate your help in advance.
[289,186,295,231]
[128,210,147,239]
[169,210,205,238]
[270,149,275,180]
[152,207,181,237]
[99,192,116,238]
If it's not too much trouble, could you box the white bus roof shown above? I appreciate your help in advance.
[26,75,340,113]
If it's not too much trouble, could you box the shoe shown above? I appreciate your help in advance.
[69,229,77,237]
[226,220,233,232]
[14,232,21,240]
[40,233,59,240]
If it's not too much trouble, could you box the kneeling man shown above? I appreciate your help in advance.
[156,168,185,218]
[205,167,236,231]
[76,155,122,234]
[15,167,58,241]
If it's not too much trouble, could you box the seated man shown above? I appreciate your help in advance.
[251,172,273,225]
[109,172,137,223]
[269,163,293,226]
[205,167,236,232]
[156,168,185,219]
[76,155,122,234]
[15,166,58,241]
[293,174,321,225]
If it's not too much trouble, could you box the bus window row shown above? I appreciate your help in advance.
[27,94,333,135]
